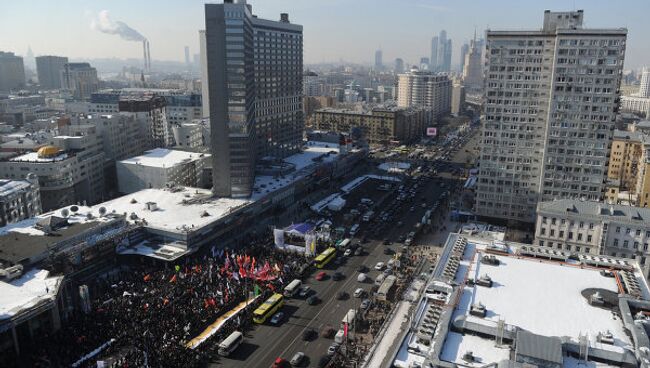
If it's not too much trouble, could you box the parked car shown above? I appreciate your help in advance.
[321,325,335,338]
[327,343,340,356]
[360,299,371,310]
[383,248,393,255]
[270,312,285,325]
[302,328,317,341]
[357,273,368,283]
[273,357,290,368]
[354,288,365,298]
[315,271,327,281]
[374,262,385,271]
[298,285,311,298]
[307,296,320,305]
[336,291,348,300]
[357,265,368,273]
[290,352,305,367]
[332,272,344,281]
[318,355,331,368]
[344,248,353,257]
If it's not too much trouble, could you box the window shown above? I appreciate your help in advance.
[541,228,546,235]
[561,219,566,225]
[550,229,555,236]
[634,242,639,249]
[559,230,564,238]
[589,223,594,230]
[645,243,649,251]
[552,218,557,225]
[542,216,548,224]
[626,228,631,234]
[577,233,583,241]
[616,227,621,233]
[579,222,584,228]
[636,229,641,236]
[539,240,545,247]
[568,232,573,239]
[623,240,629,248]
[614,239,619,247]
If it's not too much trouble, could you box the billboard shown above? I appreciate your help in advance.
[426,127,437,137]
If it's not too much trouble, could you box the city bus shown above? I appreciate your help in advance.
[336,238,351,250]
[253,293,284,324]
[314,247,337,269]
[283,279,302,297]
[218,331,244,357]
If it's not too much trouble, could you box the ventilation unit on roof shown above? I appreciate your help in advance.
[145,202,158,211]
[477,274,493,288]
[462,351,475,363]
[589,291,605,306]
[0,264,23,281]
[597,330,614,345]
[130,198,137,204]
[470,303,487,317]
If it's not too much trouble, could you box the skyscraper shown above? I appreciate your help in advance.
[204,0,303,198]
[394,58,405,74]
[0,51,25,92]
[184,46,190,66]
[36,55,68,89]
[475,10,627,223]
[375,49,383,69]
[60,63,99,100]
[443,39,452,72]
[430,36,439,72]
[462,32,484,94]
[459,43,469,73]
[437,30,447,71]
[639,68,650,98]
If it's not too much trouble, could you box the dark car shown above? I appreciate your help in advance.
[332,272,345,281]
[307,294,320,305]
[357,265,368,273]
[302,328,317,341]
[336,291,348,300]
[354,247,363,256]
[383,247,393,255]
[317,355,331,368]
[383,239,391,245]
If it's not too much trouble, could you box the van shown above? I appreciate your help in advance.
[361,198,373,205]
[375,273,386,286]
[350,224,360,236]
[335,329,345,344]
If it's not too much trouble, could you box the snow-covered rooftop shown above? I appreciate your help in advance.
[440,332,510,366]
[10,151,69,162]
[0,179,32,197]
[119,148,210,168]
[0,269,63,319]
[378,162,411,173]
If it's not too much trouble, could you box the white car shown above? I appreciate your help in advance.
[344,248,353,257]
[375,262,385,271]
[354,288,365,298]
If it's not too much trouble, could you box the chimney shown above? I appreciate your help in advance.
[280,13,289,23]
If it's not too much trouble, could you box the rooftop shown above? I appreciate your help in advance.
[0,268,63,320]
[538,199,650,226]
[9,151,69,163]
[119,148,210,169]
[0,179,33,197]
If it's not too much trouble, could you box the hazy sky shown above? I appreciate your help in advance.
[1,0,648,70]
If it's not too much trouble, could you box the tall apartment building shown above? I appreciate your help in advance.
[475,10,627,224]
[0,176,41,227]
[204,0,303,197]
[61,63,99,100]
[534,199,650,266]
[0,52,25,92]
[451,82,466,116]
[0,135,105,210]
[604,127,650,207]
[35,56,68,90]
[312,106,426,144]
[118,95,171,148]
[397,68,451,121]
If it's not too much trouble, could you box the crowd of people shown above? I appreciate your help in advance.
[10,236,310,368]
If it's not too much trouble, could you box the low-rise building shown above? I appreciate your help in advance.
[0,176,41,226]
[116,148,210,194]
[535,199,650,266]
[312,106,427,144]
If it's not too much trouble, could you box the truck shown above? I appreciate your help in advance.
[362,211,374,222]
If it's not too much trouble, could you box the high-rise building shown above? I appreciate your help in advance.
[459,43,469,74]
[35,55,68,90]
[204,0,303,198]
[397,67,451,121]
[420,57,430,70]
[443,39,452,72]
[60,63,99,100]
[451,82,465,116]
[375,49,383,69]
[430,36,439,72]
[394,58,405,74]
[184,46,191,66]
[475,10,627,223]
[639,68,650,98]
[462,33,484,94]
[0,51,25,92]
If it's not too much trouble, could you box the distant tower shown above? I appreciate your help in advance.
[639,67,650,98]
[374,49,383,69]
[184,46,191,67]
[460,43,469,74]
[394,58,404,74]
[430,36,439,72]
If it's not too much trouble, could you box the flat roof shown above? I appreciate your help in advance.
[0,179,32,197]
[10,151,69,162]
[119,148,210,168]
[0,269,63,320]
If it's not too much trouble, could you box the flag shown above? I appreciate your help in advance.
[143,274,151,282]
[233,271,240,281]
[170,274,177,283]
[254,284,261,296]
[344,322,348,337]
[175,265,180,273]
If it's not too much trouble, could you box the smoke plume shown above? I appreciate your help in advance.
[91,10,146,42]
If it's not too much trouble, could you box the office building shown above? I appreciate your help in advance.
[184,46,191,66]
[118,95,171,148]
[459,43,469,74]
[395,58,405,74]
[451,82,465,116]
[430,36,439,72]
[172,121,208,151]
[312,106,427,144]
[0,176,41,227]
[116,148,210,194]
[204,0,303,197]
[475,10,627,223]
[35,56,68,90]
[0,52,25,92]
[420,57,430,70]
[397,67,452,120]
[0,135,105,210]
[462,33,484,94]
[375,49,383,69]
[60,63,99,100]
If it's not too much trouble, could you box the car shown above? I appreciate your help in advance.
[383,268,393,276]
[270,312,285,325]
[273,357,290,368]
[344,248,353,257]
[327,343,340,356]
[360,299,372,310]
[357,265,368,273]
[332,272,344,281]
[398,235,406,242]
[384,247,393,255]
[354,288,366,298]
[298,285,311,298]
[306,296,320,305]
[375,262,385,271]
[354,247,363,256]
[317,355,331,368]
[383,239,391,245]
[290,352,305,367]
[336,291,348,300]
[315,271,326,281]
[302,328,317,341]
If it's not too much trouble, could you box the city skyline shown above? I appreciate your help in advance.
[1,0,649,69]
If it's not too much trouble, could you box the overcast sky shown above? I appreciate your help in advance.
[1,0,648,70]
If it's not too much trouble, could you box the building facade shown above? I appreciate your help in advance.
[476,10,627,223]
[462,35,484,94]
[0,52,25,92]
[397,68,452,121]
[451,82,466,116]
[535,199,650,266]
[0,176,41,227]
[35,56,68,90]
[60,63,99,101]
[204,0,303,198]
[118,95,171,148]
[312,106,427,144]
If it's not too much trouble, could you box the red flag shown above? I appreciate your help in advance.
[163,298,170,306]
[240,265,247,278]
[170,274,177,283]
[344,322,348,337]
[143,274,151,282]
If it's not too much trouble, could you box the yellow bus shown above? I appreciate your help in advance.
[253,293,284,324]
[314,247,337,269]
